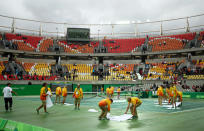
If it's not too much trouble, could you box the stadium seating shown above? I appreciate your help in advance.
[63,64,95,81]
[39,39,53,52]
[0,61,5,75]
[105,64,136,81]
[30,63,51,76]
[149,33,196,52]
[185,59,204,79]
[3,32,202,53]
[149,37,184,52]
[200,31,204,36]
[103,38,145,53]
[58,41,79,53]
[13,41,35,52]
[22,62,35,73]
[150,32,196,41]
[5,33,43,48]
[0,34,2,40]
[59,41,99,53]
[144,62,180,80]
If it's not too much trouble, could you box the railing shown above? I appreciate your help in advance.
[0,13,204,39]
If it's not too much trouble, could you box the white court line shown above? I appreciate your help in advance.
[169,107,204,114]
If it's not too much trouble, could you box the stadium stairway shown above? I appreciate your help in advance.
[0,40,4,49]
[51,65,57,76]
[16,62,27,75]
[62,65,68,73]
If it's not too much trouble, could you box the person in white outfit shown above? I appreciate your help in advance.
[2,83,17,112]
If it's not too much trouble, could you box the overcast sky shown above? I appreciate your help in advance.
[0,0,204,38]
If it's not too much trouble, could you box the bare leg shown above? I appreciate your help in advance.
[43,104,47,113]
[118,93,120,99]
[99,106,105,119]
[130,105,133,115]
[55,95,58,104]
[134,109,138,117]
[78,101,80,110]
[75,99,77,109]
[160,96,162,105]
[171,97,174,108]
[59,95,61,104]
[63,96,66,104]
[37,104,43,111]
[103,108,108,118]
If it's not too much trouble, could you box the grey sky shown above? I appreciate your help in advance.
[0,0,203,38]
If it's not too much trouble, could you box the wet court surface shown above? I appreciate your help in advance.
[0,96,204,131]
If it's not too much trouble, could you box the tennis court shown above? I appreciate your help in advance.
[0,93,204,131]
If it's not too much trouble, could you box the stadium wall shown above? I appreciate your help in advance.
[0,84,42,96]
[0,117,53,131]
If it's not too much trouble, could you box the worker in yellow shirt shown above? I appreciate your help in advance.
[73,84,83,110]
[36,83,48,114]
[62,86,67,104]
[125,97,142,119]
[177,91,183,107]
[55,86,62,104]
[166,86,170,103]
[157,85,164,105]
[117,87,121,99]
[109,87,114,98]
[98,98,113,120]
[101,87,104,94]
[106,87,110,98]
[169,84,177,108]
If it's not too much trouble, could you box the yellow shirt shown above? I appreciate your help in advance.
[56,87,62,95]
[177,91,182,98]
[117,88,121,93]
[98,99,112,111]
[40,87,47,100]
[110,87,114,94]
[157,86,163,96]
[170,86,177,96]
[106,88,110,94]
[129,97,142,105]
[166,88,170,95]
[62,87,67,96]
[74,88,83,99]
[40,87,46,96]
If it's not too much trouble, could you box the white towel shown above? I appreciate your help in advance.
[46,91,53,108]
[88,109,98,112]
[64,103,74,106]
[107,113,132,122]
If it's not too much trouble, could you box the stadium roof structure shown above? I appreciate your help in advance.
[0,13,204,39]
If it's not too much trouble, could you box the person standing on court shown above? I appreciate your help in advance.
[2,83,17,112]
[62,86,68,104]
[117,87,121,99]
[73,84,83,110]
[36,83,48,114]
[55,86,62,104]
[106,86,110,98]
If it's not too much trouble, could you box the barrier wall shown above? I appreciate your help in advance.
[0,84,42,96]
[73,84,92,92]
[104,84,135,90]
[0,118,53,131]
[0,84,204,99]
[183,92,204,99]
